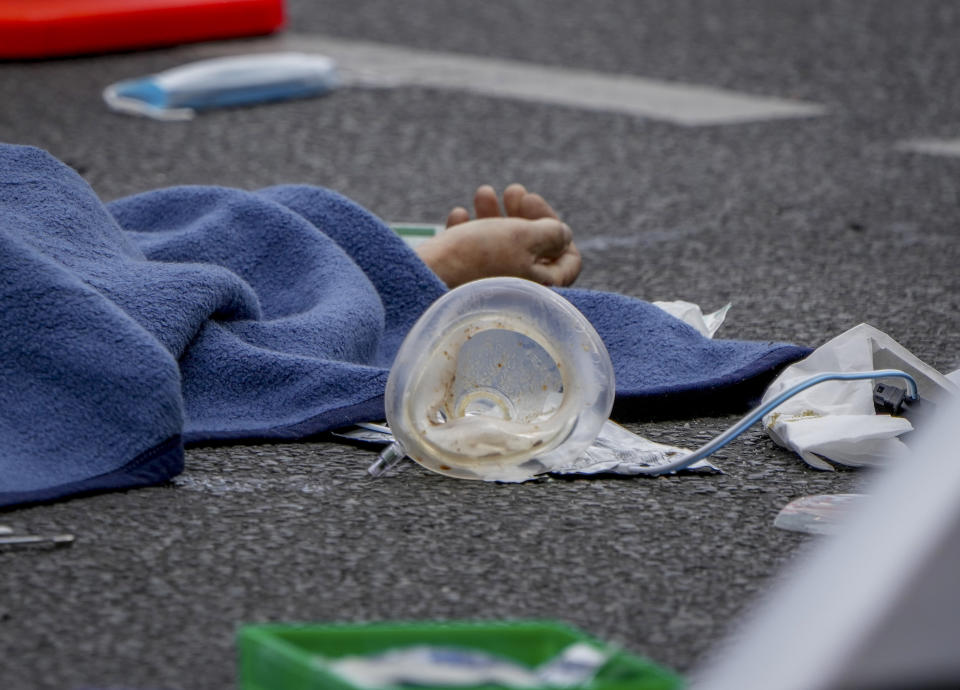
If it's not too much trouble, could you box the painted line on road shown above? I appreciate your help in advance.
[193,35,826,126]
[895,138,960,157]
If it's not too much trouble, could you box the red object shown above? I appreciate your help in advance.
[0,0,286,59]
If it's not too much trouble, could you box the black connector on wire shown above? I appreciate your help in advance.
[874,382,934,430]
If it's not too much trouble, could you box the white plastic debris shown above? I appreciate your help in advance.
[773,494,867,536]
[653,300,731,338]
[762,323,959,470]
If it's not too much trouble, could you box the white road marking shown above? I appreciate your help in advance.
[192,35,826,126]
[895,138,960,157]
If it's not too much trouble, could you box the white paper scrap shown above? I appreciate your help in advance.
[653,300,731,338]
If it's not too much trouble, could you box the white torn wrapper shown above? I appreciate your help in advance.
[552,420,720,475]
[652,300,731,338]
[762,323,959,470]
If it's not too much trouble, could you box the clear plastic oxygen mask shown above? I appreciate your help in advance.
[370,277,615,482]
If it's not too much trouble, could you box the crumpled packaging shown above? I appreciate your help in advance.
[762,323,959,470]
[552,419,720,476]
[653,300,731,338]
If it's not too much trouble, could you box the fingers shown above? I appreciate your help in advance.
[473,184,502,218]
[521,218,574,259]
[504,183,560,220]
[458,184,560,224]
[528,246,581,287]
[520,192,560,221]
[502,184,527,217]
[517,218,580,286]
[526,218,581,286]
[445,206,470,228]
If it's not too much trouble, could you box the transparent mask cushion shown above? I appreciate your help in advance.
[392,324,590,480]
[369,369,920,478]
[378,277,615,482]
[402,320,579,469]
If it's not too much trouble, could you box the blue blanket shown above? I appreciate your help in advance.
[0,144,810,507]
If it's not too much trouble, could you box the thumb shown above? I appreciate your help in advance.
[521,218,574,259]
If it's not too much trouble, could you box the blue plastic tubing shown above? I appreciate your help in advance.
[639,369,919,475]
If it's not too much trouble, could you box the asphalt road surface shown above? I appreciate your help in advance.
[2,1,959,688]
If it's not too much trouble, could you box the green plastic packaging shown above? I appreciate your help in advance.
[238,620,682,690]
[389,222,444,248]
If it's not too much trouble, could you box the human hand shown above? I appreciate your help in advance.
[416,184,581,289]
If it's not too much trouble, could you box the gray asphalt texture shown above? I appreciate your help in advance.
[2,1,959,689]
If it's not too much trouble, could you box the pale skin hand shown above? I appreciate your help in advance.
[415,184,582,289]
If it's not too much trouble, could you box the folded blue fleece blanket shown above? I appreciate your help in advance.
[0,144,810,507]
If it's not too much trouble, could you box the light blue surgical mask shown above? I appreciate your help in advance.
[103,52,340,120]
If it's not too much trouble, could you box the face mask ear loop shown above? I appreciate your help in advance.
[637,369,920,476]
